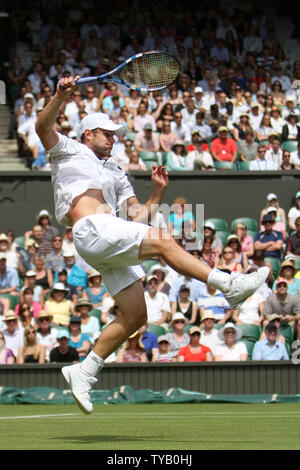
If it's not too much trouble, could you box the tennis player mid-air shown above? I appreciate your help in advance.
[36,75,269,414]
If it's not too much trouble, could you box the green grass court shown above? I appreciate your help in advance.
[0,402,299,450]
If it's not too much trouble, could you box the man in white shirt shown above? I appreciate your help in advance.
[181,99,199,133]
[264,136,283,168]
[144,274,170,326]
[2,311,23,358]
[170,112,191,141]
[271,66,292,92]
[199,310,224,355]
[35,74,269,414]
[249,146,278,170]
[249,102,263,131]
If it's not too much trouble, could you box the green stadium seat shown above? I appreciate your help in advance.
[294,257,300,271]
[216,231,231,245]
[204,218,228,232]
[125,131,137,142]
[143,160,158,170]
[247,230,258,240]
[239,323,261,341]
[161,152,169,166]
[0,294,19,310]
[238,161,251,170]
[14,236,25,248]
[231,218,258,233]
[282,141,298,153]
[264,257,281,278]
[147,324,167,338]
[214,161,237,170]
[139,151,158,161]
[142,259,158,274]
[239,339,255,360]
[278,324,294,346]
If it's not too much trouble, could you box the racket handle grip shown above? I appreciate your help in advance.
[58,76,98,90]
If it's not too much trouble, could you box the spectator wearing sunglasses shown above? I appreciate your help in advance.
[144,275,170,328]
[254,214,284,260]
[165,312,190,358]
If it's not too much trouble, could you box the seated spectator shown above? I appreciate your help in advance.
[200,236,220,269]
[254,214,284,259]
[2,311,23,359]
[249,146,278,170]
[169,273,206,307]
[0,331,15,364]
[17,302,35,332]
[138,323,159,362]
[133,123,160,153]
[74,298,100,343]
[226,234,248,272]
[286,216,300,257]
[181,98,199,132]
[20,238,40,272]
[35,209,59,258]
[15,287,40,322]
[168,197,195,238]
[133,102,157,132]
[17,325,46,364]
[144,274,170,328]
[127,149,148,171]
[198,284,232,324]
[233,222,254,258]
[271,80,286,106]
[251,251,274,292]
[165,312,191,358]
[232,289,265,325]
[260,193,286,228]
[260,206,287,240]
[49,330,79,363]
[199,310,224,355]
[186,135,215,170]
[256,113,276,142]
[275,260,300,296]
[56,268,78,303]
[280,150,297,170]
[33,255,51,295]
[170,111,191,141]
[282,114,300,142]
[116,330,148,363]
[191,111,213,141]
[155,103,175,131]
[218,245,243,273]
[249,102,264,132]
[125,89,142,118]
[205,104,224,134]
[259,313,287,344]
[53,248,88,294]
[177,325,213,362]
[155,335,174,362]
[290,142,300,168]
[147,265,171,296]
[44,282,73,328]
[0,253,20,298]
[68,315,91,362]
[81,269,108,311]
[0,233,21,272]
[210,126,238,163]
[36,310,58,362]
[264,277,300,339]
[159,120,179,153]
[264,135,283,169]
[238,129,259,161]
[214,322,248,361]
[252,322,289,360]
[231,114,253,142]
[20,270,45,306]
[270,106,285,135]
[165,140,191,172]
[170,284,198,324]
[45,234,64,287]
[202,221,223,255]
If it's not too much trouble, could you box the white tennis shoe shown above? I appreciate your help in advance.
[62,363,97,415]
[224,266,269,310]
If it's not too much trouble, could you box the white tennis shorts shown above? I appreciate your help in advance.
[72,213,150,296]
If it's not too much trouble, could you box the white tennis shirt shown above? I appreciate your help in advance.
[49,134,136,226]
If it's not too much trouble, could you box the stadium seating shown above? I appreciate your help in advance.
[239,323,261,342]
[139,151,158,170]
[231,218,258,233]
[238,161,251,170]
[147,324,167,337]
[125,131,136,142]
[240,339,255,360]
[216,230,231,245]
[214,161,237,170]
[14,235,25,248]
[264,257,281,278]
[282,141,298,152]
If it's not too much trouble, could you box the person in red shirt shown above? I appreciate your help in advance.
[177,326,213,362]
[210,126,238,162]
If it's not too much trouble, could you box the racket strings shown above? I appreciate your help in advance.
[120,53,180,90]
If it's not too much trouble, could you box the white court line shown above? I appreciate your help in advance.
[0,413,79,420]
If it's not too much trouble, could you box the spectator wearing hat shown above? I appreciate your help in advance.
[203,222,223,255]
[0,233,21,272]
[282,113,300,142]
[20,270,45,306]
[44,282,73,328]
[155,335,174,362]
[0,253,20,299]
[2,311,23,358]
[214,322,248,361]
[198,284,231,324]
[185,133,215,170]
[193,87,206,112]
[74,298,100,343]
[133,123,160,153]
[274,260,300,296]
[138,323,159,362]
[260,193,286,229]
[288,192,300,232]
[254,214,284,260]
[116,330,148,363]
[249,102,264,132]
[232,113,253,142]
[210,126,238,162]
[249,145,278,170]
[144,274,170,327]
[177,326,213,362]
[45,234,64,286]
[165,140,192,172]
[252,322,289,360]
[170,284,198,324]
[148,265,171,296]
[56,268,78,303]
[53,248,88,294]
[199,310,224,355]
[286,216,300,256]
[34,210,59,258]
[238,129,259,162]
[226,234,248,273]
[260,206,287,240]
[259,314,287,344]
[82,269,108,311]
[36,310,58,362]
[68,315,91,362]
[21,238,40,272]
[49,329,79,363]
[264,277,300,339]
[270,107,285,135]
[165,312,191,358]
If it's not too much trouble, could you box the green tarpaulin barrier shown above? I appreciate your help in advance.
[0,385,300,405]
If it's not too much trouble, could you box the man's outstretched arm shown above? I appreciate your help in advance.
[35,76,79,151]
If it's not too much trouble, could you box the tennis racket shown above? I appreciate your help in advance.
[67,51,181,92]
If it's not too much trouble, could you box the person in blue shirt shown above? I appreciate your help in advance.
[168,197,195,239]
[254,214,284,259]
[53,249,88,294]
[0,253,20,297]
[252,322,289,360]
[139,323,159,361]
[68,316,92,362]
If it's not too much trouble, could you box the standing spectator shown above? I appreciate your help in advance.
[214,322,248,361]
[49,330,79,363]
[199,310,224,356]
[17,326,46,364]
[210,126,238,163]
[198,284,232,324]
[252,322,289,360]
[254,214,284,260]
[165,312,190,358]
[36,310,58,362]
[2,311,23,358]
[177,326,213,362]
[144,274,170,327]
[0,331,15,364]
[68,315,91,362]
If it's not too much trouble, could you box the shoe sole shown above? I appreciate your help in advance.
[61,366,93,415]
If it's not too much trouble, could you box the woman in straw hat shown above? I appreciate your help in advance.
[275,260,300,296]
[116,330,147,363]
[74,298,100,343]
[82,269,109,311]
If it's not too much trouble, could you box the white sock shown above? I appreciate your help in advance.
[80,351,104,377]
[207,268,232,293]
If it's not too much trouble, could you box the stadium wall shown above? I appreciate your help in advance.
[0,361,299,395]
[0,170,299,235]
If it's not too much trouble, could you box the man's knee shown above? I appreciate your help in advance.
[139,228,176,258]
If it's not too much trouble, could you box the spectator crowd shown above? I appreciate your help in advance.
[1,1,300,365]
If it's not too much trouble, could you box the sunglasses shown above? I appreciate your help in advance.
[224,330,236,334]
[224,250,233,254]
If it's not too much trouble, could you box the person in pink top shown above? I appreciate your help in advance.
[210,126,238,162]
[233,222,254,258]
[15,287,42,318]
